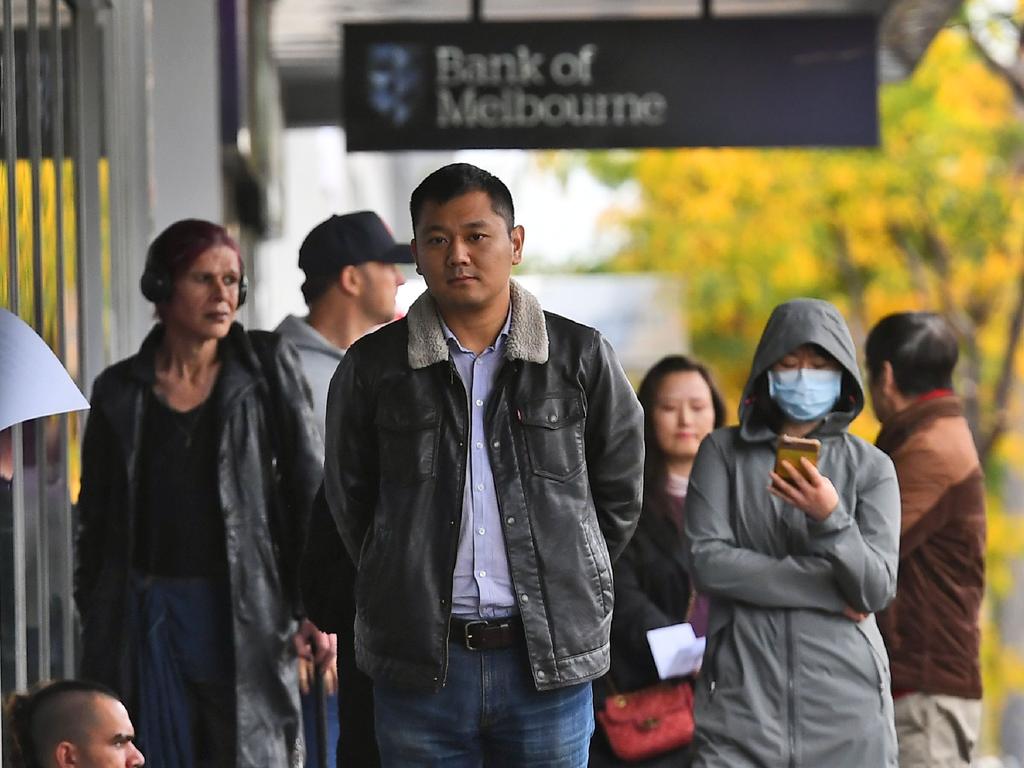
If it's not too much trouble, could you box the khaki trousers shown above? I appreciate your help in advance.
[894,692,982,768]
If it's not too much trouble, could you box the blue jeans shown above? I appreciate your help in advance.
[373,640,593,767]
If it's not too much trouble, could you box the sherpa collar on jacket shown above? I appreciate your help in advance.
[405,279,549,369]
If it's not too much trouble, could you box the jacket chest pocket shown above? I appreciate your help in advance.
[518,394,585,481]
[376,403,440,485]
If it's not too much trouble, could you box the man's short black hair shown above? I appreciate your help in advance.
[5,679,121,768]
[410,163,515,234]
[865,312,958,396]
[300,273,338,306]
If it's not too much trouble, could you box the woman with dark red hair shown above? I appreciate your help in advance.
[75,219,325,767]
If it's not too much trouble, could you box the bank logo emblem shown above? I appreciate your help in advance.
[366,43,426,127]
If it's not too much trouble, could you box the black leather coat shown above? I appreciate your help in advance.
[604,503,693,694]
[75,323,324,767]
[323,282,644,692]
[590,501,696,767]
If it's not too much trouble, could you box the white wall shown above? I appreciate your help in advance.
[252,128,452,328]
[150,0,223,231]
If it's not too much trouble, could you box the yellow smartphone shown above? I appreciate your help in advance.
[774,435,821,481]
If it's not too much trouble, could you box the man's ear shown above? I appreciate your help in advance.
[880,360,899,398]
[54,741,78,767]
[510,225,525,267]
[338,265,361,296]
[411,240,423,275]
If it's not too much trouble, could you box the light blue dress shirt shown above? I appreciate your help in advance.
[441,310,518,619]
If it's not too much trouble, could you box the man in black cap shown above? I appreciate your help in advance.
[276,211,412,440]
[279,211,411,768]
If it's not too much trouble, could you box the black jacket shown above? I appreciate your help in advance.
[75,324,324,768]
[590,500,696,767]
[322,281,645,692]
[605,503,693,694]
[301,486,380,767]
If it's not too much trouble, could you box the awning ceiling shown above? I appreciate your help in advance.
[270,0,959,126]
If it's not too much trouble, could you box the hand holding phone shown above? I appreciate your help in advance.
[768,435,838,521]
[773,435,821,481]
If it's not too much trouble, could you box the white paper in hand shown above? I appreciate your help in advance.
[646,622,706,680]
[0,308,89,432]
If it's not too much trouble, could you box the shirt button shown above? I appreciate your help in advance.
[475,442,483,449]
[477,527,485,535]
[506,516,515,525]
[520,593,529,603]
[476,399,484,407]
[476,483,485,492]
[479,570,487,578]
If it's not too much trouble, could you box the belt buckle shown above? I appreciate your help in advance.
[463,620,488,650]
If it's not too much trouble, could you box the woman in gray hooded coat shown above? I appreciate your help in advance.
[684,298,900,767]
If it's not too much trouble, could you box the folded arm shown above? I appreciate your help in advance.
[684,436,848,613]
[805,458,900,613]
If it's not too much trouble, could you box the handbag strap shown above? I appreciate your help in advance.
[605,672,622,697]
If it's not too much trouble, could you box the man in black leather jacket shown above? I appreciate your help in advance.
[321,163,644,766]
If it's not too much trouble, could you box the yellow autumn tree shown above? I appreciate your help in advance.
[581,19,1024,756]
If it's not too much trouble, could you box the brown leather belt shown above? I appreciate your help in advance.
[450,616,523,651]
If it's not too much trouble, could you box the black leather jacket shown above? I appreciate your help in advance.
[323,281,644,692]
[75,324,323,767]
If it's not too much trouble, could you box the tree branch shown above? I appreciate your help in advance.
[830,222,867,348]
[965,24,1024,105]
[980,247,1024,464]
[887,222,931,303]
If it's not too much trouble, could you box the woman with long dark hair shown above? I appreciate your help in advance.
[75,219,325,767]
[590,355,726,767]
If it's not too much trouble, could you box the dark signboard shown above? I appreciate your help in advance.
[342,17,879,151]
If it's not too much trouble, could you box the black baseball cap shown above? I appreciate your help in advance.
[298,211,413,278]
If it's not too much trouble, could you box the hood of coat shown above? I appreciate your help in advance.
[275,314,345,363]
[738,298,864,441]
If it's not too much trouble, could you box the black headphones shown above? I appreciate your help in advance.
[140,243,248,306]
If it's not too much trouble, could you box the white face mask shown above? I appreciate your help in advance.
[768,368,842,422]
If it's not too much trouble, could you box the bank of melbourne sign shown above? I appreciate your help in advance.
[342,17,878,151]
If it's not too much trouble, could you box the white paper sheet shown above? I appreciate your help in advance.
[0,308,89,431]
[646,622,706,680]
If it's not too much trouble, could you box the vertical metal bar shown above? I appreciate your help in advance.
[74,1,106,395]
[3,3,16,306]
[29,0,54,685]
[4,0,30,695]
[52,0,74,680]
[0,4,8,744]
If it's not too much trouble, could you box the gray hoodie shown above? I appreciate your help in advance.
[685,298,900,767]
[274,314,345,440]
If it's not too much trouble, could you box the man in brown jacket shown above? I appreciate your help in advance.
[866,312,986,768]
